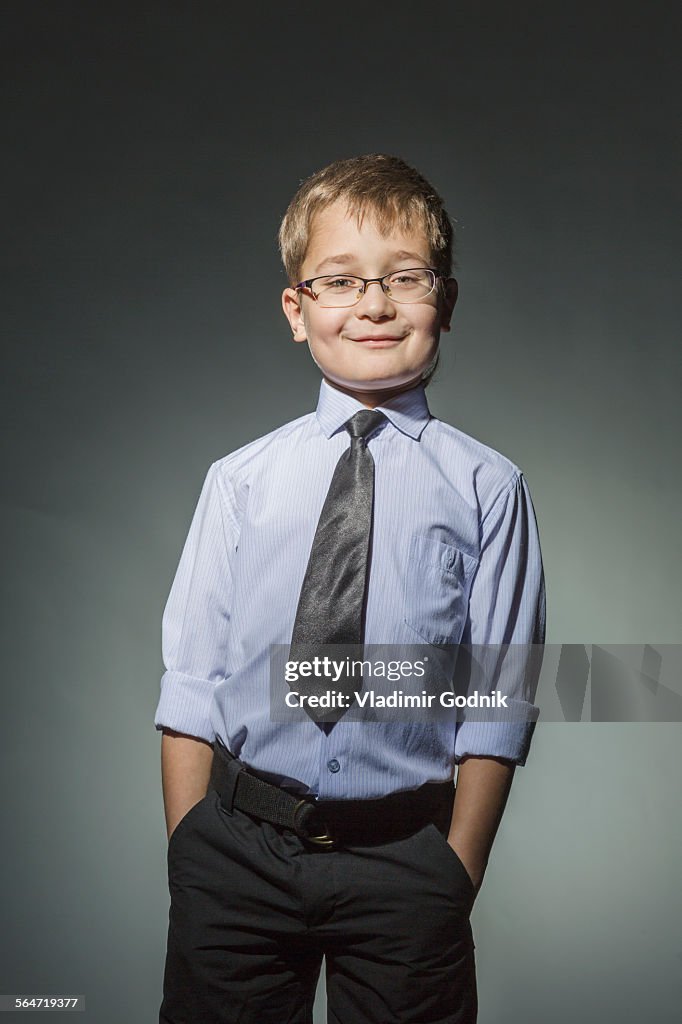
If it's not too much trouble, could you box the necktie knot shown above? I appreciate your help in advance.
[345,409,386,443]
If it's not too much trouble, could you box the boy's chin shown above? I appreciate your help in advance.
[323,371,426,396]
[311,347,438,395]
[342,355,436,390]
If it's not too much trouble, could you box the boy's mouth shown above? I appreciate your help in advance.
[350,335,405,346]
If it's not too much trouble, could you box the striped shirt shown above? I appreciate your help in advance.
[154,378,546,799]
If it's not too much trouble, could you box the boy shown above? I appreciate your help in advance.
[155,154,546,1024]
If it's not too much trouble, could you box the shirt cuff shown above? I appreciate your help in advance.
[153,670,217,743]
[454,701,539,766]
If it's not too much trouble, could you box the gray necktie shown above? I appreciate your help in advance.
[289,409,386,732]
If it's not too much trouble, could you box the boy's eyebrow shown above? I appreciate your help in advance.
[312,250,430,274]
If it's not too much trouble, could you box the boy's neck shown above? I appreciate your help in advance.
[324,376,424,409]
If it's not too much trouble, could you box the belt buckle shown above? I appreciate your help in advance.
[305,830,335,848]
[293,799,335,848]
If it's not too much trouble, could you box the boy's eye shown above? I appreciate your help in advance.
[389,272,421,285]
[320,276,360,290]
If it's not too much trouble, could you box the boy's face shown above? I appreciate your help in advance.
[282,200,458,406]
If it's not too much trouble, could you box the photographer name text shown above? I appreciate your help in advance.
[284,689,509,709]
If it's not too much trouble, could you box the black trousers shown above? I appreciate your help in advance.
[160,787,478,1024]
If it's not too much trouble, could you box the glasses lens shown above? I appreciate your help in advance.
[314,275,363,307]
[386,269,435,302]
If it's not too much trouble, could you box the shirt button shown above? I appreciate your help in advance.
[327,759,341,773]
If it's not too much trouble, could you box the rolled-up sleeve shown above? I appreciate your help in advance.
[154,462,237,742]
[454,470,546,766]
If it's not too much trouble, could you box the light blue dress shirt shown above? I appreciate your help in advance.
[154,378,546,799]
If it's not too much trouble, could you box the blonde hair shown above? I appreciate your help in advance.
[278,154,455,287]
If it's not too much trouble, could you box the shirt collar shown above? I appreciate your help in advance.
[315,377,431,441]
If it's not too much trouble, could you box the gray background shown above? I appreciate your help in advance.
[2,2,680,1021]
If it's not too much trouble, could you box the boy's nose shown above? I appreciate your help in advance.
[355,280,394,317]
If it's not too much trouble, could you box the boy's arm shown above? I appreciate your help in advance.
[447,470,546,893]
[447,755,515,894]
[161,728,214,841]
[155,462,239,840]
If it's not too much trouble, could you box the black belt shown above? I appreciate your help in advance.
[209,737,455,849]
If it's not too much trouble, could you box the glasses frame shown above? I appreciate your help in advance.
[294,267,442,308]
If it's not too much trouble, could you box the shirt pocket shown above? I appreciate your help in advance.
[404,534,479,645]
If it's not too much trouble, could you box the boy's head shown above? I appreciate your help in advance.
[280,155,458,407]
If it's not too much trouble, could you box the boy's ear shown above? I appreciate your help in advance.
[282,287,308,343]
[440,278,458,332]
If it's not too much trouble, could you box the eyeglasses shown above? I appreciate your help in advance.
[295,268,441,308]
